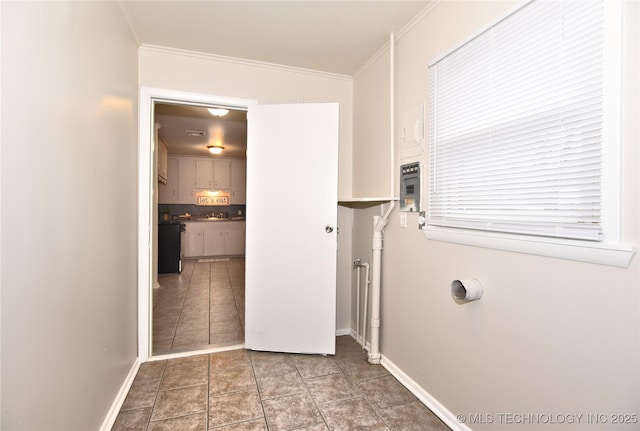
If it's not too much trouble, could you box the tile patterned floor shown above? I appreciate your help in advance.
[139,258,451,430]
[153,258,245,355]
[113,336,451,430]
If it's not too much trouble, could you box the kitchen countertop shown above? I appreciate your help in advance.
[181,217,245,222]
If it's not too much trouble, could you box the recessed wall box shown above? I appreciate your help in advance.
[400,162,421,212]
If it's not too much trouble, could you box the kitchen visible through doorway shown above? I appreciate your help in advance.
[153,257,245,355]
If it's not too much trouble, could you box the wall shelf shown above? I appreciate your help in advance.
[338,197,398,208]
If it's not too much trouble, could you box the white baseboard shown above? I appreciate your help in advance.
[349,328,371,351]
[103,334,468,431]
[149,343,245,362]
[336,327,352,336]
[380,354,472,431]
[100,358,141,431]
[345,331,467,430]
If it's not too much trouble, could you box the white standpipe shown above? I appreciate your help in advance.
[355,261,361,341]
[361,262,370,349]
[353,259,370,349]
[368,202,395,364]
[367,31,396,364]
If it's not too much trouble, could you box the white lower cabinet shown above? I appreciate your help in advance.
[203,229,225,256]
[183,221,245,258]
[184,229,204,257]
[223,229,244,255]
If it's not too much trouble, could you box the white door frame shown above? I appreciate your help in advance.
[137,87,256,361]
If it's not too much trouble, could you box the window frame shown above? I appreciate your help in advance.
[422,0,634,268]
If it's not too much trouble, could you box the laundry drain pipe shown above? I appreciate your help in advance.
[368,202,395,364]
[367,32,396,365]
[353,259,370,349]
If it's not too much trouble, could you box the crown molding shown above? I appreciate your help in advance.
[139,44,353,82]
[396,0,441,41]
[353,0,441,79]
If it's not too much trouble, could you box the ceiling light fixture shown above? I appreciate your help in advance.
[207,145,224,155]
[207,108,229,117]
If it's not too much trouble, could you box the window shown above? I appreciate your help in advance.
[426,0,632,267]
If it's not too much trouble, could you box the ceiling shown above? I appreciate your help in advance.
[121,1,430,76]
[155,103,248,158]
[126,1,430,158]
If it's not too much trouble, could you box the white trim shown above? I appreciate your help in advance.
[395,0,441,42]
[349,329,371,351]
[341,197,399,202]
[138,87,256,361]
[381,354,472,431]
[139,44,352,82]
[600,0,623,243]
[428,0,531,67]
[353,0,441,79]
[0,2,4,426]
[148,343,245,362]
[99,359,141,431]
[137,87,153,363]
[424,1,631,266]
[423,226,635,268]
[336,327,352,337]
[146,332,351,361]
[389,32,395,200]
[352,39,391,79]
[117,1,140,45]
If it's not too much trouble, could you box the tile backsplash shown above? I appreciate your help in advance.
[158,204,246,219]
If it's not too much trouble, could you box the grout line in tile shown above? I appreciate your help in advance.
[298,359,332,430]
[205,352,210,431]
[248,351,269,427]
[146,360,167,430]
[118,336,453,431]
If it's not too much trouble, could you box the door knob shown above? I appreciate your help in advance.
[325,225,334,233]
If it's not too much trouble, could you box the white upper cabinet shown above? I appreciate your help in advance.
[177,159,197,204]
[157,136,169,184]
[196,159,214,189]
[230,160,246,205]
[351,45,395,200]
[214,160,231,189]
[158,156,246,204]
[158,157,179,204]
[196,159,230,190]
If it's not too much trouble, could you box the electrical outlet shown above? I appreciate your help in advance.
[400,212,407,228]
[418,211,426,229]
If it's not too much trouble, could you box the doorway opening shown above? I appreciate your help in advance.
[140,90,340,360]
[154,101,248,355]
[154,257,246,355]
[137,87,256,361]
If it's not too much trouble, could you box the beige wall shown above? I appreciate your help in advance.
[354,1,640,429]
[139,47,354,201]
[1,2,139,430]
[139,48,355,332]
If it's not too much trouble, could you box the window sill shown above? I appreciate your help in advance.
[422,226,635,268]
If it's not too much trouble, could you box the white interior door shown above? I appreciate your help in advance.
[245,103,339,355]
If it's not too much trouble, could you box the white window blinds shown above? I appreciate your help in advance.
[428,0,604,241]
